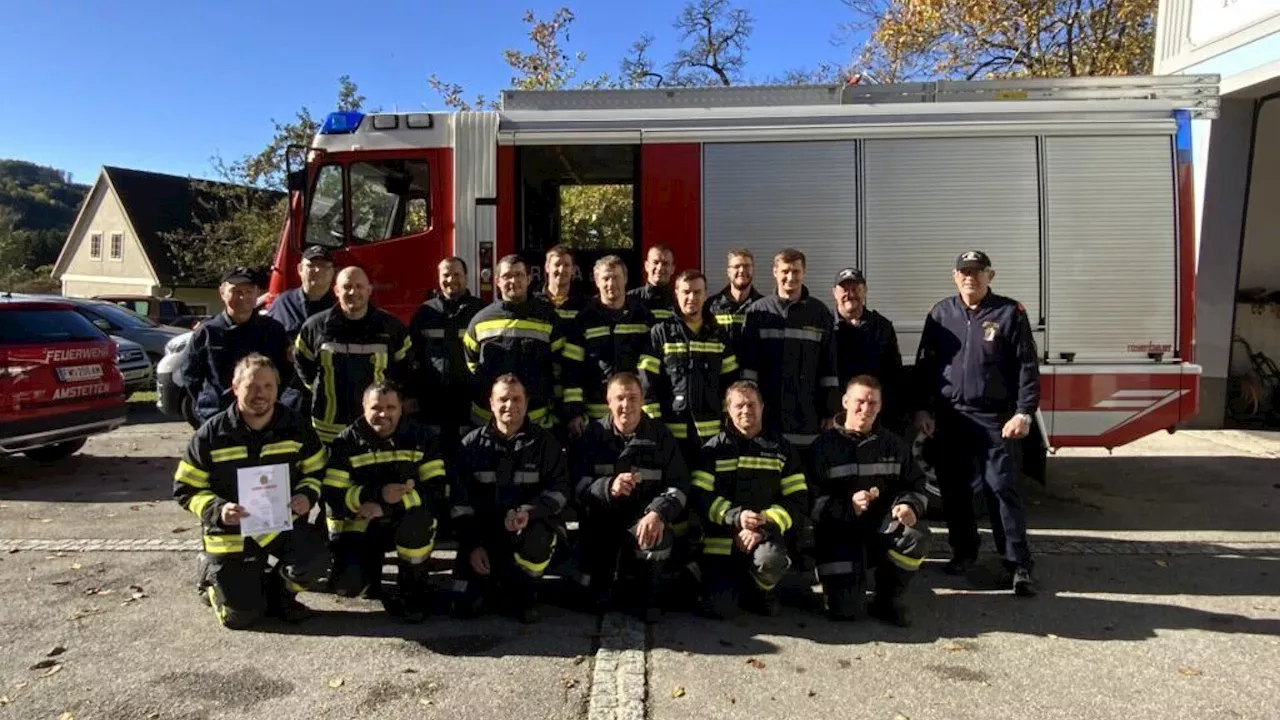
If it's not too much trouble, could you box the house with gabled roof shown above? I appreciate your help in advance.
[51,166,283,313]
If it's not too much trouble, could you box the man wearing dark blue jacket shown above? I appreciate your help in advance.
[267,246,336,412]
[913,250,1040,596]
[186,267,292,423]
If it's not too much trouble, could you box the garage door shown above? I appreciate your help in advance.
[702,140,858,307]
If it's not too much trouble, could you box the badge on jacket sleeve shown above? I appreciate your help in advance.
[982,321,999,342]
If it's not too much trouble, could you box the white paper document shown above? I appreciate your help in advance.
[236,463,293,537]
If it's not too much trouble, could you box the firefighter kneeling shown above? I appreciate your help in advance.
[809,375,931,627]
[573,372,690,623]
[451,374,571,623]
[173,354,329,630]
[692,381,809,618]
[323,382,445,623]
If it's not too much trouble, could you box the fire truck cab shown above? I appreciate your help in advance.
[267,75,1219,451]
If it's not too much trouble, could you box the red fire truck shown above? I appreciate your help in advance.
[265,75,1218,451]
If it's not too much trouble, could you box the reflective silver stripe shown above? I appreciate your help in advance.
[475,327,550,342]
[758,328,824,343]
[474,471,497,484]
[514,471,540,484]
[859,462,900,476]
[543,491,567,508]
[424,329,447,339]
[594,464,614,474]
[812,496,830,518]
[636,547,672,561]
[828,463,859,479]
[819,375,839,387]
[816,561,857,577]
[451,505,475,519]
[784,433,817,446]
[320,342,389,355]
[450,579,469,593]
[664,487,688,507]
[637,468,662,481]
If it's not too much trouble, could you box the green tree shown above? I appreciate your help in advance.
[840,0,1157,81]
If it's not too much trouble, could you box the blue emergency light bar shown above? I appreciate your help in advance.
[320,111,365,135]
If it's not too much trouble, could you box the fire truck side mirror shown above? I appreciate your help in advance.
[287,169,307,194]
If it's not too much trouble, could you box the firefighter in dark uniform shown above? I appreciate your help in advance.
[450,374,571,623]
[186,266,292,423]
[562,255,655,434]
[691,381,809,618]
[173,354,328,630]
[707,248,762,359]
[534,244,591,323]
[809,375,930,626]
[294,266,414,445]
[463,255,568,432]
[638,268,740,464]
[533,245,591,424]
[831,268,904,430]
[739,248,840,453]
[267,246,336,412]
[408,256,486,456]
[322,382,445,623]
[627,244,677,322]
[572,372,689,623]
[914,250,1040,596]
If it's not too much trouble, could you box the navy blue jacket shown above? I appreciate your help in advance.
[267,287,335,341]
[914,292,1040,417]
[834,309,904,424]
[185,311,292,422]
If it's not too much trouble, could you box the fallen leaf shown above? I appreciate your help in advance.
[30,659,58,670]
[41,664,63,678]
[807,690,817,697]
[672,686,686,698]
[47,646,67,657]
[50,580,71,586]
[58,713,73,720]
[402,668,417,674]
[147,713,160,719]
[561,678,578,689]
[41,519,53,524]
[894,714,911,720]
[70,563,81,570]
[0,695,9,706]
[837,659,852,669]
[419,698,434,706]
[171,527,189,534]
[941,641,969,652]
[5,549,18,555]
[1046,634,1060,640]
[1179,667,1203,677]
[571,654,586,665]
[1155,560,1170,568]
[746,658,766,670]
[327,678,344,688]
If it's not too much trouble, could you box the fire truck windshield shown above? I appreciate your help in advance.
[302,160,432,249]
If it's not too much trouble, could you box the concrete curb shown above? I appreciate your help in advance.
[586,612,648,720]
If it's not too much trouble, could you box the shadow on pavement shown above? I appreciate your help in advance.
[0,455,176,503]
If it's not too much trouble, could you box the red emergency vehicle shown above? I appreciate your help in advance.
[265,75,1219,451]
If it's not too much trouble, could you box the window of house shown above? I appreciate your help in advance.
[89,233,102,259]
[109,233,123,260]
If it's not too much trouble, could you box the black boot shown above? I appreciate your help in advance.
[869,562,914,628]
[639,560,666,624]
[395,562,434,624]
[264,570,314,624]
[822,574,866,621]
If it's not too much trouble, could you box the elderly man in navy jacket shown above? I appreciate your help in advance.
[913,250,1040,597]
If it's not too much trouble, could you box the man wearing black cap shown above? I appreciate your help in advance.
[913,250,1040,596]
[831,268,903,431]
[185,266,292,423]
[268,246,337,412]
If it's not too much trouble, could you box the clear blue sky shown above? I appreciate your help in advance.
[0,0,861,186]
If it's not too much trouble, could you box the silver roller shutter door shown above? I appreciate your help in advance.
[702,140,859,311]
[1043,135,1177,361]
[862,137,1043,361]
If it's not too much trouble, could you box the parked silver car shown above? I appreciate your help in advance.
[112,335,153,396]
[155,330,198,427]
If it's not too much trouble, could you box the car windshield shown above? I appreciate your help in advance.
[82,302,158,329]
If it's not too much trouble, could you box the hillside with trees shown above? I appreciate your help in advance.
[0,159,88,292]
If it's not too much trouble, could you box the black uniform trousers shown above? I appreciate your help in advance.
[814,515,931,619]
[700,531,791,618]
[331,504,438,602]
[580,512,674,607]
[199,517,329,630]
[936,409,1032,570]
[451,518,560,608]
